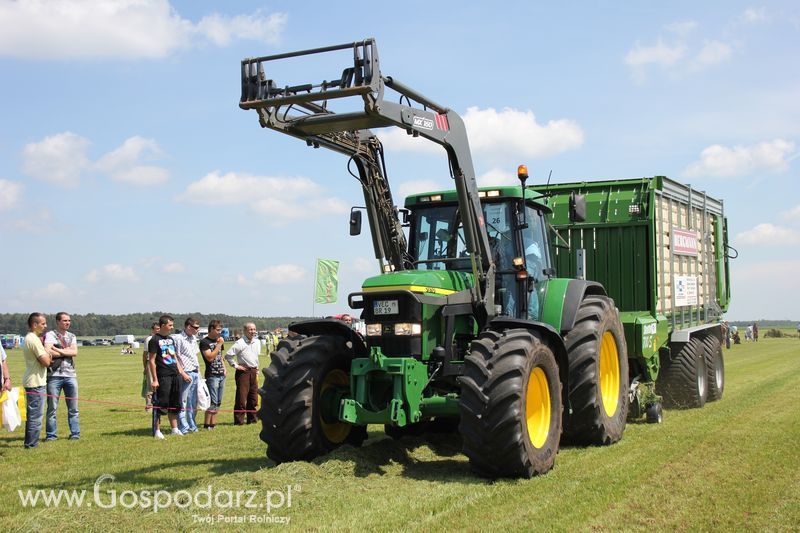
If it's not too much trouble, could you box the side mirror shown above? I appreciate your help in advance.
[569,192,586,223]
[399,208,410,225]
[349,209,362,236]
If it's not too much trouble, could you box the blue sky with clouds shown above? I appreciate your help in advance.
[0,1,798,320]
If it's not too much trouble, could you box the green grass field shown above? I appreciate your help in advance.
[1,337,798,531]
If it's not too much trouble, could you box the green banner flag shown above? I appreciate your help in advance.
[315,258,340,304]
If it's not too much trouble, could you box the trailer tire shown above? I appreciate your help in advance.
[459,329,562,478]
[563,296,629,445]
[701,334,724,402]
[260,335,364,463]
[657,337,708,409]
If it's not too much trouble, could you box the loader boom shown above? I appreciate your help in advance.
[240,38,495,320]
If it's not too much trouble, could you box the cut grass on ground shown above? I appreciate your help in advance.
[1,338,798,531]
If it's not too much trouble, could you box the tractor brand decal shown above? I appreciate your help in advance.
[672,227,698,256]
[673,275,698,306]
[435,113,449,131]
[412,115,434,130]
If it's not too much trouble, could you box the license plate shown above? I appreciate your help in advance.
[373,300,399,315]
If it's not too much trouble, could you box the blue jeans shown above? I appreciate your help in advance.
[24,386,46,448]
[206,375,226,412]
[178,371,199,433]
[46,376,80,440]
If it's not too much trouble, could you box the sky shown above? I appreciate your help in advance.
[0,0,798,321]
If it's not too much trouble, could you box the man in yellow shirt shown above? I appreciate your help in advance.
[23,313,53,449]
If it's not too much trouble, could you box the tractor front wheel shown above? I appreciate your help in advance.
[260,335,365,463]
[459,329,562,478]
[563,296,629,445]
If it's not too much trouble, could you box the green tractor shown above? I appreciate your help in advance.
[240,38,629,478]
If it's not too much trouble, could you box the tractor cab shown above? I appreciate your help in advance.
[406,186,553,321]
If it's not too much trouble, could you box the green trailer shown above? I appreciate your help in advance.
[532,176,732,418]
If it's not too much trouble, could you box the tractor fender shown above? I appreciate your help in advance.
[560,280,606,333]
[486,317,570,397]
[288,318,369,358]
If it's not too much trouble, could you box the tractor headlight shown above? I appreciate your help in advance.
[366,323,383,336]
[394,323,422,336]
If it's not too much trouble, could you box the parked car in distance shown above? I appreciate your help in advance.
[81,339,95,346]
[94,339,111,346]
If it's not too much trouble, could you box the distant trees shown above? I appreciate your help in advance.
[0,312,313,336]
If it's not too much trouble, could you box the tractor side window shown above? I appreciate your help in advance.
[523,207,550,320]
[483,202,514,271]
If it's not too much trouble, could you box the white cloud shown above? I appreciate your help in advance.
[94,136,169,186]
[0,179,23,210]
[735,223,800,245]
[739,7,768,24]
[476,168,517,187]
[85,263,139,283]
[463,107,584,160]
[32,282,71,300]
[195,11,287,46]
[690,40,732,70]
[178,171,348,222]
[21,132,91,187]
[252,264,306,284]
[781,205,800,222]
[2,208,53,233]
[379,107,583,162]
[625,20,733,81]
[625,39,687,69]
[162,262,185,273]
[683,139,795,177]
[0,1,287,60]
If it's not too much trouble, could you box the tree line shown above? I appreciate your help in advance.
[0,312,314,336]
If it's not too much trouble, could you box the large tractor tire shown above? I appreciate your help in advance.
[260,335,366,463]
[459,329,562,479]
[701,333,724,402]
[657,337,708,409]
[562,296,629,445]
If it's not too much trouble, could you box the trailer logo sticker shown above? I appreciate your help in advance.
[412,115,434,130]
[673,275,698,306]
[672,227,699,256]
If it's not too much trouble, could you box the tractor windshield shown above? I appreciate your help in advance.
[411,202,515,272]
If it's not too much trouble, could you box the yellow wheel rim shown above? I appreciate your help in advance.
[525,367,551,449]
[319,369,351,444]
[599,331,620,417]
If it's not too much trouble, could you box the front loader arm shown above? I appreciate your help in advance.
[240,38,495,319]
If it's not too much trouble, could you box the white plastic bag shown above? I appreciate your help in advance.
[197,379,210,411]
[2,387,22,432]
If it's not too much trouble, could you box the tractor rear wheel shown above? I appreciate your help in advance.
[657,337,708,409]
[459,329,562,478]
[563,296,629,445]
[701,334,724,402]
[260,335,365,463]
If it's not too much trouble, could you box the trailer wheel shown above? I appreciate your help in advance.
[459,329,562,478]
[645,402,663,424]
[657,337,708,409]
[563,296,629,445]
[701,334,724,402]
[260,335,364,463]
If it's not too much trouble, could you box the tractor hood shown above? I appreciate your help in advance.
[362,270,474,296]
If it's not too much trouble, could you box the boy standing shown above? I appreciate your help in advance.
[199,320,226,429]
[149,315,190,439]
